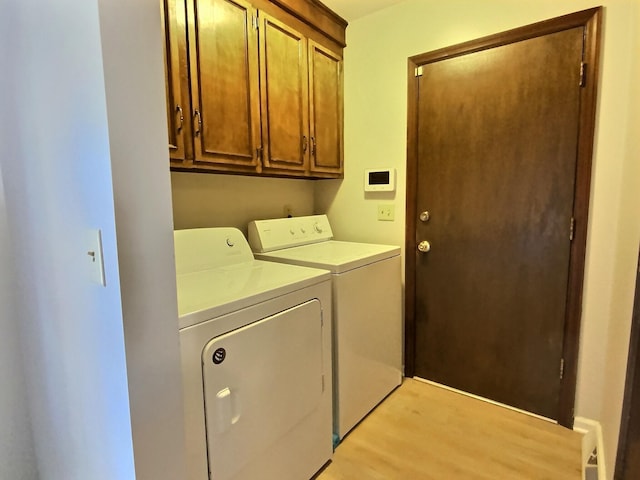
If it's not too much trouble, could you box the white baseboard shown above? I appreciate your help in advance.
[574,417,606,480]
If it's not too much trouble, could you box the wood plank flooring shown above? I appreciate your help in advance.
[316,378,582,480]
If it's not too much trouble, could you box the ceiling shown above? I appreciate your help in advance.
[320,0,409,21]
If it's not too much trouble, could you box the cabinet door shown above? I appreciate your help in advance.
[259,13,309,174]
[308,41,343,176]
[188,0,261,170]
[163,0,190,164]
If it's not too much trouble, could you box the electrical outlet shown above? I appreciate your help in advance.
[377,204,395,221]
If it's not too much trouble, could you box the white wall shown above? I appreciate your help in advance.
[171,172,315,234]
[0,0,136,477]
[0,0,185,478]
[315,1,640,476]
[97,0,186,477]
[0,170,37,480]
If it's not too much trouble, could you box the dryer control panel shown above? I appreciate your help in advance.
[248,215,333,253]
[175,227,254,274]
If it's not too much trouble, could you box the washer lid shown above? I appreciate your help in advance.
[176,260,330,329]
[254,240,400,274]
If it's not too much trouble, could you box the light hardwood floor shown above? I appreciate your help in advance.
[316,379,582,479]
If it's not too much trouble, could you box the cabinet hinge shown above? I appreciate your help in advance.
[569,217,575,241]
[579,62,587,87]
[560,358,565,380]
[415,65,423,77]
[252,15,259,30]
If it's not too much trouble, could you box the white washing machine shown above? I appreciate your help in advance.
[248,215,402,440]
[174,227,333,480]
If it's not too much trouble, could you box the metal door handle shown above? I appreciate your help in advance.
[417,240,431,253]
[302,135,308,153]
[194,110,202,137]
[176,105,184,132]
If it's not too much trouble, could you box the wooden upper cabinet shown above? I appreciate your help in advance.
[188,0,262,171]
[164,0,346,178]
[308,40,343,176]
[162,0,189,164]
[259,13,309,174]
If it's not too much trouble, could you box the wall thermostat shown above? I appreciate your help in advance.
[364,168,396,192]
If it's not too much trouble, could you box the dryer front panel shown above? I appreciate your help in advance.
[201,299,326,480]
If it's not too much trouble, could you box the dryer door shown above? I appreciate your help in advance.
[201,299,325,480]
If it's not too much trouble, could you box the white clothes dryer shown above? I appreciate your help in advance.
[174,227,333,480]
[248,215,402,440]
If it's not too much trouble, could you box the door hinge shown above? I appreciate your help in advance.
[415,65,423,77]
[560,358,565,380]
[569,217,575,241]
[579,62,587,87]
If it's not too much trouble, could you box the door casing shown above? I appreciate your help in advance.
[404,7,602,428]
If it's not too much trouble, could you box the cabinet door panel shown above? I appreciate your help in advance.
[163,0,189,163]
[309,41,343,175]
[190,0,261,169]
[260,13,309,173]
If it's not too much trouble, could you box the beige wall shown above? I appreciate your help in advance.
[596,0,640,473]
[171,172,315,235]
[315,1,640,476]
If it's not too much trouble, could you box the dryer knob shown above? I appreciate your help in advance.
[314,223,323,233]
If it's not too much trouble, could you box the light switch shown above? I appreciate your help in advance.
[87,229,106,286]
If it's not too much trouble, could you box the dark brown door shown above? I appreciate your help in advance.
[188,0,261,170]
[259,13,309,174]
[413,28,584,420]
[308,40,343,177]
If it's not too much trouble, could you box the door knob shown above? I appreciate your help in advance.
[417,240,431,253]
[419,211,430,222]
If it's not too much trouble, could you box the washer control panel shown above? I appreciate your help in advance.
[248,215,333,253]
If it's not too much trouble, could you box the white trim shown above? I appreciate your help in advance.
[574,417,606,480]
[413,377,556,423]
